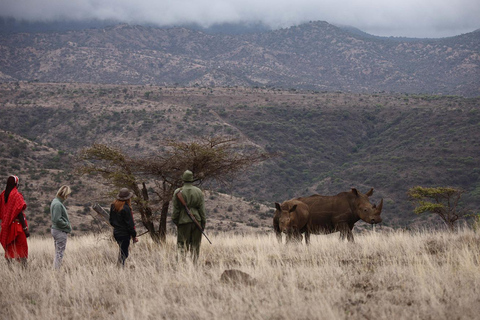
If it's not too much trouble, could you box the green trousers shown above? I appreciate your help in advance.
[177,222,202,262]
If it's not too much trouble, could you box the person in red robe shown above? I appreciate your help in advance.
[0,175,29,266]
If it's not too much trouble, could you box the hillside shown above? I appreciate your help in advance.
[1,82,479,235]
[0,128,273,236]
[0,21,479,96]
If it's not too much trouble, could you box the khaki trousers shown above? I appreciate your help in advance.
[177,222,202,262]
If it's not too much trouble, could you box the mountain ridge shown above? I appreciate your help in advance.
[0,20,479,96]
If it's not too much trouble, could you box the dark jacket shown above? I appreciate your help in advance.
[109,204,136,238]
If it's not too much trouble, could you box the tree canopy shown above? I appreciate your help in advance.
[77,135,272,242]
[407,186,466,231]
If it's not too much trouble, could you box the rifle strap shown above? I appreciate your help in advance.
[177,190,200,225]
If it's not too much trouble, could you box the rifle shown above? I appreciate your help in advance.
[177,190,212,244]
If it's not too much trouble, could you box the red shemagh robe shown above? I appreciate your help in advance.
[0,187,28,259]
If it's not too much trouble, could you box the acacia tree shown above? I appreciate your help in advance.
[77,144,160,240]
[407,186,466,231]
[77,136,271,243]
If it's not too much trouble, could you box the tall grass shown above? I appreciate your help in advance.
[1,229,479,319]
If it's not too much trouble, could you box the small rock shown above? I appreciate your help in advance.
[220,269,256,286]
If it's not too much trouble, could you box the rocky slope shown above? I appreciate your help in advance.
[0,21,479,96]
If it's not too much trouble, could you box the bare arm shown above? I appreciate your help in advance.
[16,211,29,238]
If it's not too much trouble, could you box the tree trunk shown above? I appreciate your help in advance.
[145,206,162,243]
[139,182,162,243]
[159,200,170,243]
[447,219,455,232]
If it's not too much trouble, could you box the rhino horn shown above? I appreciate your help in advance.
[376,199,384,214]
[365,188,374,197]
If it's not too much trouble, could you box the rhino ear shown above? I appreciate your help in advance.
[351,188,359,196]
[275,202,281,211]
[365,188,374,197]
[289,204,297,213]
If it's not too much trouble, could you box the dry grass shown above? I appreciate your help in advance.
[1,229,480,320]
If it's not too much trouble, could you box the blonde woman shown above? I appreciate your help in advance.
[50,185,72,269]
[109,188,137,267]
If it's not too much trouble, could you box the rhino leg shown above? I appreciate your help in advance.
[304,230,310,245]
[346,230,354,242]
[275,230,282,243]
[273,218,282,244]
[294,232,303,243]
[286,232,298,243]
[339,224,355,242]
[285,233,293,244]
[286,232,302,244]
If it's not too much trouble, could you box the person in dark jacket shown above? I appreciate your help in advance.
[109,188,137,266]
[172,170,206,262]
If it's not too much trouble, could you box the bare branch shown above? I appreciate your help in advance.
[75,135,273,243]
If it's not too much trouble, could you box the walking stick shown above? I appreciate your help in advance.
[137,230,149,237]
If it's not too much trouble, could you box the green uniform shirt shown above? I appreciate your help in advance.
[172,183,206,228]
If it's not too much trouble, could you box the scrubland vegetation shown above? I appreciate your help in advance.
[1,83,479,319]
[2,83,480,234]
[1,229,479,319]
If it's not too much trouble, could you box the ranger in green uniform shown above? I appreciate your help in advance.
[172,170,206,262]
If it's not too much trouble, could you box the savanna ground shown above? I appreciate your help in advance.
[1,229,479,320]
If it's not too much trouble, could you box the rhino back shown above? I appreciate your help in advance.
[297,193,358,232]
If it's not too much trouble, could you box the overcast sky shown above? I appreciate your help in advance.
[1,0,479,38]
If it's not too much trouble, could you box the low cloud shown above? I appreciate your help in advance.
[1,0,479,38]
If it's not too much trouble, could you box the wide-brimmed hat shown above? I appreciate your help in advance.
[116,188,134,201]
[182,170,194,182]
